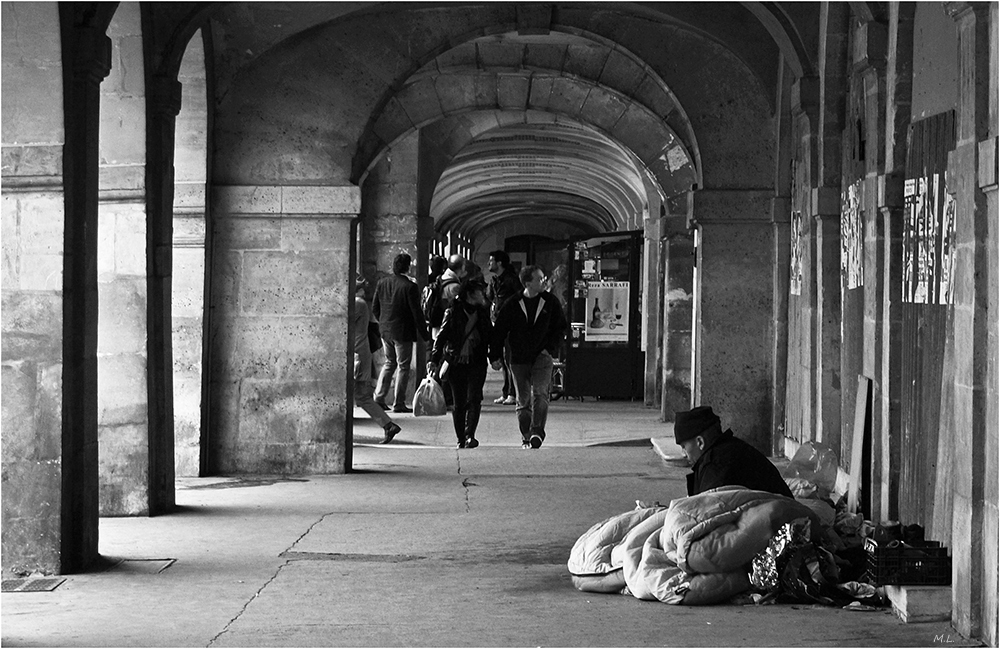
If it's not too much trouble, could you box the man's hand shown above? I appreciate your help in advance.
[490,360,502,371]
[426,361,437,377]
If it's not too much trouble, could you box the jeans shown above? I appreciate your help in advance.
[446,361,487,441]
[354,354,392,428]
[500,341,514,398]
[510,351,553,442]
[375,338,414,407]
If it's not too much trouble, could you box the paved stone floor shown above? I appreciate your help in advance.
[1,383,980,647]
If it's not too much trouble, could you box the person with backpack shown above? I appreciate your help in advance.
[425,254,466,340]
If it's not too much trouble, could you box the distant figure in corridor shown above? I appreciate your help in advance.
[353,278,401,443]
[489,265,567,449]
[373,253,429,413]
[486,250,522,406]
[674,406,793,498]
[429,279,493,449]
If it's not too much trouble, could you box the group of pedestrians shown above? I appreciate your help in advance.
[353,250,567,449]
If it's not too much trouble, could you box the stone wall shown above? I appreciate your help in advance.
[97,3,150,516]
[172,29,209,477]
[0,2,66,576]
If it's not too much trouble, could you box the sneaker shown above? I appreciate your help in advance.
[381,422,401,444]
[464,437,479,449]
[529,434,543,449]
[521,441,531,449]
[456,439,467,449]
[502,396,516,405]
[493,396,507,404]
[392,405,413,414]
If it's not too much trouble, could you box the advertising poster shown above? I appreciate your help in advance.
[841,181,864,290]
[585,280,629,342]
[789,210,803,296]
[903,173,956,304]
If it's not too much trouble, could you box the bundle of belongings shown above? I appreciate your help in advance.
[567,441,882,607]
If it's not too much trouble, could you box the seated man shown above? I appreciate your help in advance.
[675,406,793,498]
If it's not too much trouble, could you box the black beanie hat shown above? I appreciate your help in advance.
[674,406,721,444]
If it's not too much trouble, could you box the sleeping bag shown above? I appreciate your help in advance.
[568,486,820,605]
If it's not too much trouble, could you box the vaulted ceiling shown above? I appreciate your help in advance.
[144,2,842,239]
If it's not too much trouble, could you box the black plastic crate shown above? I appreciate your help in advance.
[864,537,952,586]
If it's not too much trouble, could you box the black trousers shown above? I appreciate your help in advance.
[446,360,488,440]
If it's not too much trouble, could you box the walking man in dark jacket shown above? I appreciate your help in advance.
[373,253,429,412]
[489,265,567,449]
[486,250,523,405]
[674,405,793,498]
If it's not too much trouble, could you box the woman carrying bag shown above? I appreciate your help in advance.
[428,279,493,449]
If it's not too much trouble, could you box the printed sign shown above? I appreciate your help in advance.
[790,210,803,296]
[584,281,629,342]
[903,174,956,304]
[841,181,864,290]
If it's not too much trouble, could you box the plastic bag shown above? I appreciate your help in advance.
[782,442,839,499]
[412,376,446,416]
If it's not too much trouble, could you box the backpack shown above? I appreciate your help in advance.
[422,276,459,327]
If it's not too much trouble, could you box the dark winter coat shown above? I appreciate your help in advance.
[686,430,793,498]
[373,273,428,343]
[489,291,567,365]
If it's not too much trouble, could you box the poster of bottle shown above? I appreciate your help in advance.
[584,280,629,342]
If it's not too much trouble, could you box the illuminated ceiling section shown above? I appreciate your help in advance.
[431,121,651,238]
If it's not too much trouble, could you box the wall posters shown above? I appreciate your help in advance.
[790,210,803,295]
[840,181,864,290]
[902,173,956,304]
[584,280,629,342]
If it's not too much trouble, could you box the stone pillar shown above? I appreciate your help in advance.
[945,2,994,638]
[360,133,422,399]
[875,185,904,522]
[641,214,663,408]
[692,189,776,452]
[144,75,182,513]
[811,191,843,449]
[59,17,113,571]
[660,217,694,420]
[209,186,359,474]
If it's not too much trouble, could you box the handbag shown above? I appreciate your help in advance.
[367,321,381,353]
[412,376,447,416]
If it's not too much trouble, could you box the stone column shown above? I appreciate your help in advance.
[59,20,112,571]
[811,191,843,449]
[641,214,663,408]
[659,217,694,420]
[144,75,182,513]
[209,186,360,474]
[945,2,994,638]
[692,189,776,452]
